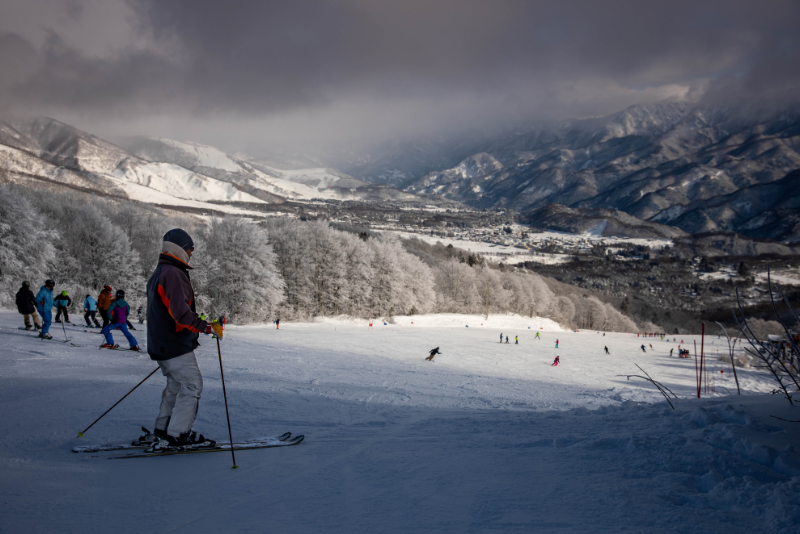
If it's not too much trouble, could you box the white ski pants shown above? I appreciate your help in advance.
[155,351,203,438]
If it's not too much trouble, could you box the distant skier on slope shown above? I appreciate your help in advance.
[425,347,441,361]
[551,355,560,366]
[145,229,223,447]
[604,346,609,355]
[535,332,540,340]
[641,344,646,353]
[515,336,518,344]
[15,281,41,331]
[101,290,140,351]
[505,336,509,344]
[670,348,674,357]
[500,333,503,343]
[35,279,55,340]
[54,290,72,324]
[555,339,559,349]
[649,344,653,350]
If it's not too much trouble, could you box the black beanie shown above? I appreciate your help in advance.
[163,228,195,251]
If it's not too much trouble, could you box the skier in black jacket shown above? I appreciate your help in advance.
[425,347,441,361]
[54,290,72,323]
[15,281,40,330]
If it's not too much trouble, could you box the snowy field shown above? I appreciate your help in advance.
[1,310,799,533]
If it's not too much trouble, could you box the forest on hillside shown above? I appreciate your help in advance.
[0,183,646,333]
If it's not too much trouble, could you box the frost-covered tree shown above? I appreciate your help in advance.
[0,185,58,305]
[200,217,284,323]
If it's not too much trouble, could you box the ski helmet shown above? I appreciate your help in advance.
[115,289,125,298]
[61,290,68,296]
[22,281,30,288]
[45,279,55,287]
[103,285,112,292]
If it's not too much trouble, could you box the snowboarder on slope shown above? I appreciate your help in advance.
[604,346,609,355]
[35,279,55,339]
[98,285,113,328]
[425,347,441,361]
[54,290,72,323]
[83,294,101,327]
[146,229,223,447]
[551,355,560,366]
[101,290,140,350]
[15,281,41,330]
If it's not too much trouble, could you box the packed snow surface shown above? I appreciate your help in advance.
[1,310,798,533]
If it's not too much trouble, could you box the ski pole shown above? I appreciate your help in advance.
[77,366,160,437]
[61,314,68,341]
[216,333,238,469]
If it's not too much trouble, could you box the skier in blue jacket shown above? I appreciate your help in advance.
[35,279,55,340]
[83,294,101,328]
[101,290,139,350]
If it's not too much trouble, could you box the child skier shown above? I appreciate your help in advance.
[515,336,518,344]
[505,336,509,344]
[98,285,113,327]
[54,290,72,323]
[35,279,55,339]
[551,355,560,366]
[555,339,559,349]
[83,294,101,328]
[101,290,140,351]
[425,347,441,361]
[535,332,540,340]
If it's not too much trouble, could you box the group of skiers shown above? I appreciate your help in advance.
[13,228,224,448]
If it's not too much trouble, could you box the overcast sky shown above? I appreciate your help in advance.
[1,0,798,155]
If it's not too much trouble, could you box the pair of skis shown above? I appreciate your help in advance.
[74,430,304,459]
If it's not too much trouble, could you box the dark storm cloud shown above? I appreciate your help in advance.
[2,0,799,148]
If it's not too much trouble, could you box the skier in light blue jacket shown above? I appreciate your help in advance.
[83,294,101,328]
[35,279,55,339]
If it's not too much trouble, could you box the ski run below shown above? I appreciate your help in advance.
[1,309,798,533]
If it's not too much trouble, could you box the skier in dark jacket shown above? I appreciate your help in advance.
[15,281,41,330]
[604,346,610,355]
[146,229,223,447]
[54,290,72,323]
[425,347,441,361]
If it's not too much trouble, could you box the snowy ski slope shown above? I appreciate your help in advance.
[0,310,798,533]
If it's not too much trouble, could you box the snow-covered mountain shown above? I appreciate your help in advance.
[0,118,424,214]
[118,136,420,203]
[394,102,800,241]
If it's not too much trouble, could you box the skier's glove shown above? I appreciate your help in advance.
[208,319,224,339]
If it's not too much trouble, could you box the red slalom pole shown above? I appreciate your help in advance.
[216,335,238,469]
[694,340,700,398]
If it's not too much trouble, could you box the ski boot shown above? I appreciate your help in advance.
[39,333,53,340]
[100,343,119,349]
[133,426,168,446]
[151,431,216,451]
[24,325,33,330]
[129,346,141,352]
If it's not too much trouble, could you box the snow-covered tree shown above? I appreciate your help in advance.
[200,217,284,323]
